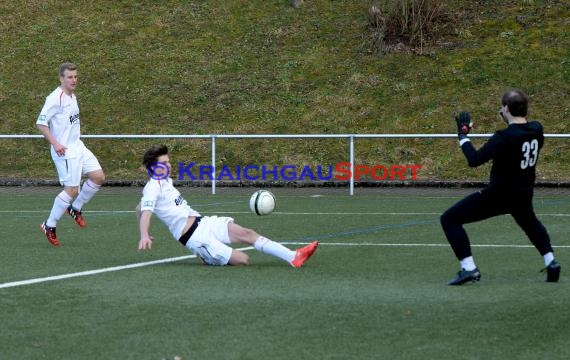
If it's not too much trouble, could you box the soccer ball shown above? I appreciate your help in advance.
[249,190,276,216]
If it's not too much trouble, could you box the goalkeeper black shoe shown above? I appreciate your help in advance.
[542,260,561,283]
[448,268,481,286]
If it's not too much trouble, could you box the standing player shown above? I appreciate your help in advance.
[36,63,106,246]
[441,89,561,285]
[136,144,319,267]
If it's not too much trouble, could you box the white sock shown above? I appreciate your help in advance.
[71,179,101,211]
[544,252,554,266]
[254,236,295,263]
[46,191,74,227]
[460,256,477,271]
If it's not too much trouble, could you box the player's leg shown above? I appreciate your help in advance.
[227,221,318,267]
[68,149,105,226]
[228,249,251,265]
[441,188,505,284]
[47,185,79,228]
[511,204,553,256]
[227,222,296,264]
[182,216,245,265]
[191,238,244,266]
[441,189,503,260]
[188,216,317,267]
[510,193,560,282]
[41,158,81,245]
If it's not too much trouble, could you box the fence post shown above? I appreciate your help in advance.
[211,135,216,194]
[349,135,355,196]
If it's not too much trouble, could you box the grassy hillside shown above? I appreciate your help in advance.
[0,0,568,182]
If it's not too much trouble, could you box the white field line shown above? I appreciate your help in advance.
[1,210,569,217]
[0,254,195,290]
[1,242,568,290]
[0,247,251,290]
[281,242,570,248]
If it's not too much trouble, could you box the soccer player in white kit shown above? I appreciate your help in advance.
[36,63,106,246]
[136,145,319,267]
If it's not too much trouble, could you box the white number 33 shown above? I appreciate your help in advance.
[520,139,539,169]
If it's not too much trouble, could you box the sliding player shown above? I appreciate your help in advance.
[136,144,319,267]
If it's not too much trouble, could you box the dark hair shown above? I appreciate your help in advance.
[142,145,169,170]
[501,89,529,117]
[59,62,78,77]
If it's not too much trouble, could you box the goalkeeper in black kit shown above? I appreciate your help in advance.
[441,89,561,285]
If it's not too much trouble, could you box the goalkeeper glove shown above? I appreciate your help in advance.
[455,111,473,140]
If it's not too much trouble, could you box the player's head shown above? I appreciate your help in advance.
[59,62,78,94]
[501,89,529,117]
[59,62,77,77]
[142,145,169,171]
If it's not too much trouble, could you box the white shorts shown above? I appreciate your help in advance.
[186,216,234,266]
[53,147,102,187]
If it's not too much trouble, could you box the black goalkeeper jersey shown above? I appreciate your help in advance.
[460,121,544,191]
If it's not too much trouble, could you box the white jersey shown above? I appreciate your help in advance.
[140,178,201,240]
[36,86,84,159]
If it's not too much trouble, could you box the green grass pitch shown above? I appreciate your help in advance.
[0,186,568,360]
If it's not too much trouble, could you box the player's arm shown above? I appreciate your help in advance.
[36,124,54,144]
[135,202,154,249]
[37,103,67,156]
[135,203,142,224]
[138,209,154,251]
[454,111,499,167]
[138,190,158,250]
[461,133,502,168]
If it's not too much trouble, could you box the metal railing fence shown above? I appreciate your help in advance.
[1,133,568,195]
